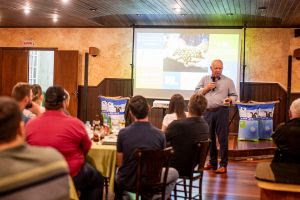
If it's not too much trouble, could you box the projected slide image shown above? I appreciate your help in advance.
[163,34,209,73]
[134,29,241,99]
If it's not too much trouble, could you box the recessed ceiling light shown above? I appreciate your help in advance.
[24,4,31,15]
[62,0,69,4]
[53,14,58,23]
[89,8,97,12]
[174,7,182,13]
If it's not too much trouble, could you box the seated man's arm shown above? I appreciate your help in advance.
[79,122,92,154]
[116,152,123,168]
[272,123,286,146]
[116,130,124,168]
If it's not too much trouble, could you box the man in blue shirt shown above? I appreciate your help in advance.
[195,59,237,174]
[116,95,178,199]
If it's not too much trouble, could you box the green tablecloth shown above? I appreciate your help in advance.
[87,142,117,192]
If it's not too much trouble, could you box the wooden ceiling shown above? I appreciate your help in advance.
[0,0,300,28]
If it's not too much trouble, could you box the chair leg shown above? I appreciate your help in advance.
[174,183,177,200]
[189,179,193,200]
[199,176,203,200]
[183,178,187,198]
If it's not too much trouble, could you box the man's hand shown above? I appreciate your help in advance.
[29,102,42,116]
[202,82,216,95]
[223,97,232,106]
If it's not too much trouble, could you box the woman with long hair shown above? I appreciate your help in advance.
[161,94,187,132]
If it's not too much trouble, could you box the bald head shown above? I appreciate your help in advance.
[211,59,223,66]
[290,98,300,119]
[210,59,223,78]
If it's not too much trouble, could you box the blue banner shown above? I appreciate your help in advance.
[99,96,129,134]
[237,103,275,141]
[257,103,275,139]
[237,104,260,141]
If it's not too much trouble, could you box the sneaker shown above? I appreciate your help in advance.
[203,163,217,170]
[215,166,227,174]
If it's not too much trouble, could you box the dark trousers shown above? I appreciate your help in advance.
[204,107,229,168]
[73,162,104,200]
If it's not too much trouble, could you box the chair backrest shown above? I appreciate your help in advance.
[135,147,174,200]
[197,140,211,171]
[183,140,211,176]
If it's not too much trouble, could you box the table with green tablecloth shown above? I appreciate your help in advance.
[87,142,117,192]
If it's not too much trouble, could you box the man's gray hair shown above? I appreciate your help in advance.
[290,98,300,118]
[211,59,223,66]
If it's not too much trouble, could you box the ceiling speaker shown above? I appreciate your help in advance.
[294,48,300,60]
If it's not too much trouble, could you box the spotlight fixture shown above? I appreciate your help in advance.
[53,14,58,23]
[174,7,181,13]
[24,4,31,15]
[89,8,97,12]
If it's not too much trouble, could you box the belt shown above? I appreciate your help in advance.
[206,107,221,112]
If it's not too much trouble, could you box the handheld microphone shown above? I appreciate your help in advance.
[211,76,216,91]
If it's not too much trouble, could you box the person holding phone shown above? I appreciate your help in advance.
[195,59,237,174]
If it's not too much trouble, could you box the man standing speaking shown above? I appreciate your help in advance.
[195,59,237,174]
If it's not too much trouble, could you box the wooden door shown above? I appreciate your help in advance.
[0,48,28,96]
[54,50,79,117]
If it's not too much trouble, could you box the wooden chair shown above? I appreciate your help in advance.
[134,147,174,200]
[173,140,211,200]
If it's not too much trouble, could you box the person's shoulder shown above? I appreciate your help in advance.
[183,117,208,129]
[25,113,42,127]
[118,124,134,139]
[201,75,210,80]
[168,118,186,129]
[64,115,85,126]
[221,74,233,81]
[27,145,66,161]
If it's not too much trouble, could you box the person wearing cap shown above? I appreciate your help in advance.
[26,85,104,200]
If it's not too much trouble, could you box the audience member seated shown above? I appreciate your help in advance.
[256,98,300,184]
[165,93,209,176]
[161,94,187,132]
[0,97,69,200]
[26,85,104,200]
[115,95,179,200]
[11,82,41,124]
[23,84,45,119]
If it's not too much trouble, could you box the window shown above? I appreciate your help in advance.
[29,51,39,84]
[28,50,54,92]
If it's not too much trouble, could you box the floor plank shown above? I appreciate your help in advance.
[201,160,262,200]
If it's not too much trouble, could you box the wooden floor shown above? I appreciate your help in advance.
[107,159,268,200]
[201,160,263,200]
